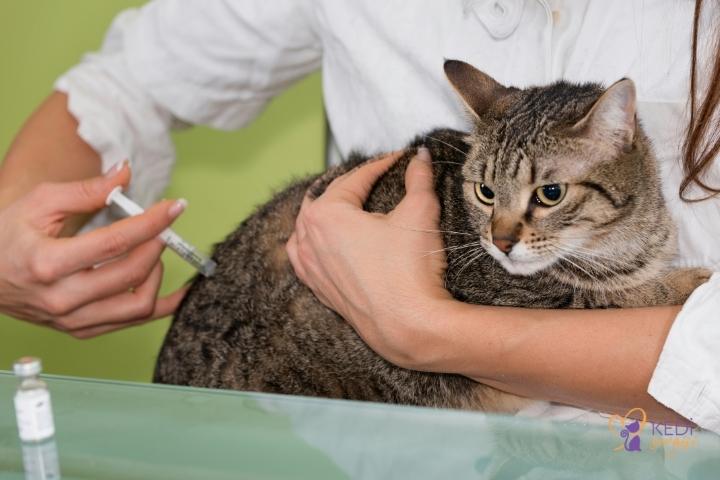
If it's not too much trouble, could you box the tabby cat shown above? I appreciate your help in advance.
[154,60,710,412]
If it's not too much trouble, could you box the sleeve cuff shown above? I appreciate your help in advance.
[648,272,720,434]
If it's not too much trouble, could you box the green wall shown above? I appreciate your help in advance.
[0,1,325,381]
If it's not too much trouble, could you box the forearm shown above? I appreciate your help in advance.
[0,92,101,232]
[437,301,690,425]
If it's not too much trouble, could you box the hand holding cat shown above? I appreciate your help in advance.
[287,148,458,369]
[0,164,187,338]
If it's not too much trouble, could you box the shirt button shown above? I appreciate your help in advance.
[471,0,526,39]
[552,9,560,25]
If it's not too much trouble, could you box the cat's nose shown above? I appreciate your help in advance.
[492,235,517,254]
[491,218,522,255]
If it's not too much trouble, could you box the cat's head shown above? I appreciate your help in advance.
[444,60,668,279]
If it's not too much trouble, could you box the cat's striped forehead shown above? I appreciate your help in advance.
[464,81,604,186]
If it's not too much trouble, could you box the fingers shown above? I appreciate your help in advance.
[322,151,403,207]
[54,261,164,331]
[56,285,189,339]
[42,239,166,313]
[59,318,150,339]
[286,231,335,310]
[53,261,180,333]
[151,285,190,319]
[32,199,185,281]
[30,161,131,216]
[295,197,310,241]
[0,160,196,338]
[286,231,307,282]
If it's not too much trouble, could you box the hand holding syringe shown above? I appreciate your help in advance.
[106,187,217,277]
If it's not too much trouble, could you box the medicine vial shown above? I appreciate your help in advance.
[21,440,61,480]
[13,357,56,443]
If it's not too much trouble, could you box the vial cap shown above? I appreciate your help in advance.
[13,357,42,377]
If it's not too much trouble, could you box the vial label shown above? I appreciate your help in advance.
[14,389,55,442]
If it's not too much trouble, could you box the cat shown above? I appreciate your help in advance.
[153,60,710,413]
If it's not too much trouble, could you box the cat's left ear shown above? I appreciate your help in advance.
[444,60,514,119]
[570,78,637,150]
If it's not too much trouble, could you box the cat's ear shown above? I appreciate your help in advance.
[570,78,637,150]
[444,60,512,118]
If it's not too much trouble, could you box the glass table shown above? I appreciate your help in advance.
[1,371,718,479]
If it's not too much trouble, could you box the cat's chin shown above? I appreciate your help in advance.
[487,245,555,276]
[498,258,554,276]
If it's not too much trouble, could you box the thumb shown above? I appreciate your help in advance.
[396,147,441,226]
[47,161,131,215]
[404,147,435,196]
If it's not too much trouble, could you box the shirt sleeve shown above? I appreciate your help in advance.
[648,272,720,433]
[55,0,322,228]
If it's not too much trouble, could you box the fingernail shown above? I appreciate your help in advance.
[168,198,188,219]
[104,160,128,177]
[417,146,431,162]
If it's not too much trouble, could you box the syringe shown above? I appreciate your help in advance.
[106,187,217,277]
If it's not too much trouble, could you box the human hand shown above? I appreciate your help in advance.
[286,148,456,370]
[0,162,188,338]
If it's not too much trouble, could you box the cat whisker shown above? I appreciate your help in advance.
[554,246,637,273]
[552,234,643,260]
[429,161,467,167]
[423,135,467,156]
[549,248,602,283]
[568,254,622,277]
[530,237,630,281]
[420,241,483,258]
[552,260,585,296]
[451,248,487,280]
[551,249,626,270]
[549,245,628,290]
[389,224,475,236]
[551,240,637,268]
[448,245,485,268]
[549,244,614,271]
[571,252,635,271]
[447,243,489,272]
[570,246,638,266]
[444,246,484,289]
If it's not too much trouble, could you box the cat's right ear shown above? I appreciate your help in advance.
[570,78,637,151]
[444,60,512,119]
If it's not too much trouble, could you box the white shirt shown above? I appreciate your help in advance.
[55,0,720,433]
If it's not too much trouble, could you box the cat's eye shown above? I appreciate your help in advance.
[474,183,495,205]
[534,184,567,207]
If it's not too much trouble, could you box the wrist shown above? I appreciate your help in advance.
[374,297,458,372]
[406,298,502,374]
[424,301,536,382]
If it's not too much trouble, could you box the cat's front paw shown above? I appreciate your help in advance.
[663,268,713,304]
